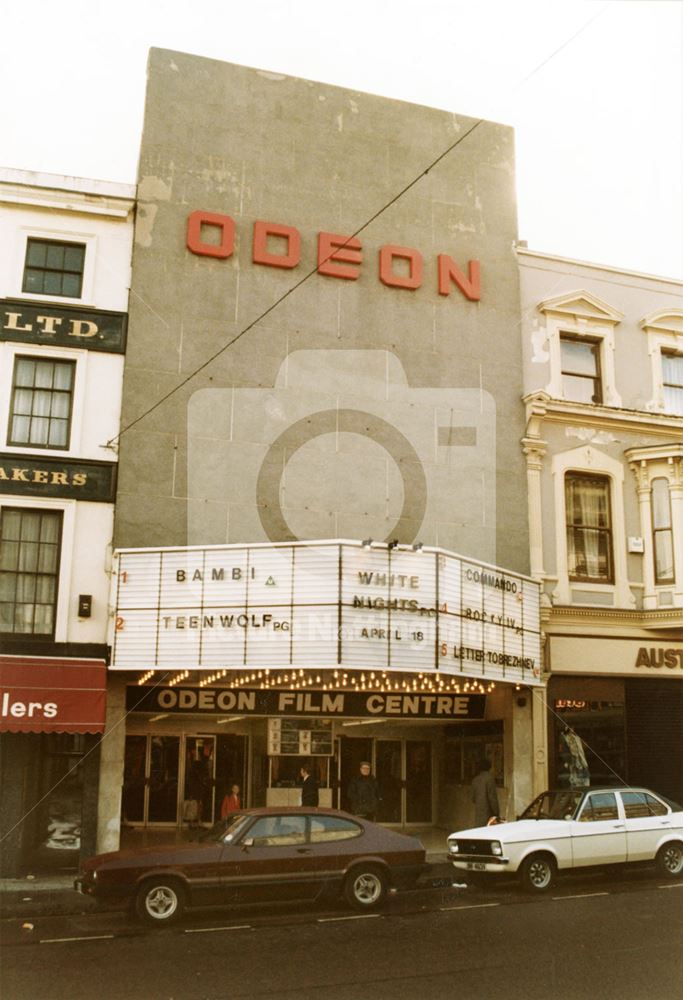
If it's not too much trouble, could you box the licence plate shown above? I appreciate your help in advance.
[466,862,486,870]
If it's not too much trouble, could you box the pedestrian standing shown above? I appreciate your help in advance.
[347,761,380,820]
[220,783,242,820]
[300,764,319,807]
[471,757,500,827]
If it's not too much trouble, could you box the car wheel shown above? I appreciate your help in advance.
[519,853,556,893]
[344,865,387,910]
[656,841,683,878]
[135,878,186,925]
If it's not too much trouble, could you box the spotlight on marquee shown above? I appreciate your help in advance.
[362,538,373,549]
[412,542,423,551]
[388,539,399,550]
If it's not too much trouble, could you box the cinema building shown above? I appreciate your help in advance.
[96,49,546,852]
[519,249,683,803]
[0,168,134,875]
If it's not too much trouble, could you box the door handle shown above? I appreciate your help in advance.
[296,848,312,854]
[612,823,625,829]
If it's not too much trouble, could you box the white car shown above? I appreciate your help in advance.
[448,787,683,892]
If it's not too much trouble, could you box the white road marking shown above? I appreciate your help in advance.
[439,902,500,911]
[317,913,382,922]
[185,924,252,933]
[551,892,609,900]
[40,934,115,944]
[658,882,683,889]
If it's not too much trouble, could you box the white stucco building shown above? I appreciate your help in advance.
[0,168,134,875]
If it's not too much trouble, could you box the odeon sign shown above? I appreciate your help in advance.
[186,211,481,299]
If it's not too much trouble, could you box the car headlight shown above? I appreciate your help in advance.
[448,841,459,854]
[490,841,503,856]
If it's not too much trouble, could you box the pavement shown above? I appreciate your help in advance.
[0,850,452,919]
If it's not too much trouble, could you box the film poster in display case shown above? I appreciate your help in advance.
[268,718,334,756]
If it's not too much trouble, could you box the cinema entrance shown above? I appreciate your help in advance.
[122,732,247,828]
[338,735,433,825]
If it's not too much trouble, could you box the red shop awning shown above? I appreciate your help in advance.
[0,656,107,734]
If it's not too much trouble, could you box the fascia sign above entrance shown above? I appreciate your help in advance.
[110,540,542,686]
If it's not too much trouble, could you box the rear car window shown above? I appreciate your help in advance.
[621,792,650,818]
[620,792,669,818]
[309,815,362,843]
[248,815,307,847]
[644,794,668,816]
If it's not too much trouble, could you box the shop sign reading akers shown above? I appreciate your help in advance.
[110,540,541,685]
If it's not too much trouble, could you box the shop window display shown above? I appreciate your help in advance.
[32,734,86,868]
[552,700,626,788]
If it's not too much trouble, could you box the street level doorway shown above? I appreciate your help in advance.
[122,733,246,827]
[338,735,433,827]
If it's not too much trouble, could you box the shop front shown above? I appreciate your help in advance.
[106,538,543,842]
[0,655,107,875]
[547,636,683,804]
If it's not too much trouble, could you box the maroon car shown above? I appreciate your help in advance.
[76,807,426,925]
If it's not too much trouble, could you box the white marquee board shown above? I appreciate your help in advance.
[110,540,542,685]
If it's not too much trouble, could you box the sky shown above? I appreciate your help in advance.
[3,0,682,279]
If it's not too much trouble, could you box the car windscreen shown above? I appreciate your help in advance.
[520,790,582,820]
[197,814,251,843]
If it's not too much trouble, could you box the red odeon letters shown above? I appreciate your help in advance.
[186,211,480,300]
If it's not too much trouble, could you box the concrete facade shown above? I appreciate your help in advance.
[97,49,542,843]
[117,49,529,573]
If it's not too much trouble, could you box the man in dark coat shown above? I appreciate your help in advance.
[471,758,500,827]
[347,761,380,820]
[300,764,319,807]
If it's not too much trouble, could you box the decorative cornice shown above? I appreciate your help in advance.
[522,394,683,435]
[543,604,683,630]
[517,247,683,287]
[625,443,683,463]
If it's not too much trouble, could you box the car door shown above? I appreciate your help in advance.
[307,813,366,889]
[171,840,234,906]
[620,790,672,862]
[230,814,320,904]
[569,791,627,867]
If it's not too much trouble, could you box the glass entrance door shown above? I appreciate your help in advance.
[405,739,432,824]
[339,736,433,827]
[123,733,247,827]
[148,735,180,823]
[338,736,372,812]
[183,736,215,826]
[376,740,402,823]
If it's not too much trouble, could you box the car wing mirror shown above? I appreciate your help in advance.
[241,837,254,851]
